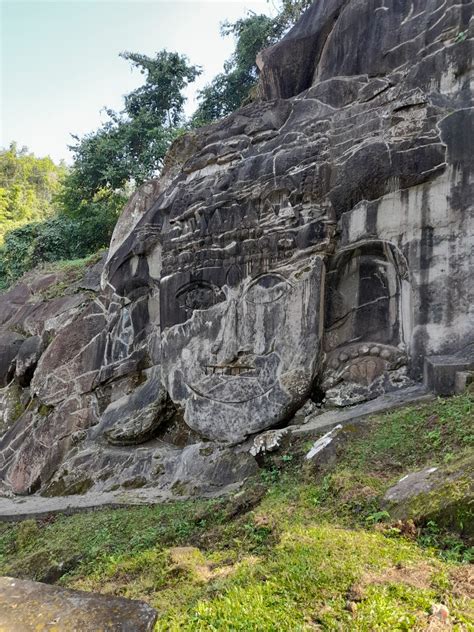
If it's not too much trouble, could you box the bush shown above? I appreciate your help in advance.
[0,197,121,290]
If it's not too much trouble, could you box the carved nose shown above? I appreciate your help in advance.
[211,300,238,361]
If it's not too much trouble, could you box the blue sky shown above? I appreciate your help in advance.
[1,0,275,163]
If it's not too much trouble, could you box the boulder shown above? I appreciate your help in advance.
[383,455,474,537]
[0,576,157,631]
[43,441,258,497]
[15,335,45,387]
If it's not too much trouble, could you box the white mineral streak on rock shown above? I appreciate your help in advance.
[305,424,343,460]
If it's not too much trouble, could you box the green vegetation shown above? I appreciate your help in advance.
[0,394,472,629]
[34,251,106,300]
[338,394,473,472]
[0,199,120,290]
[0,144,66,244]
[61,51,200,211]
[191,13,280,127]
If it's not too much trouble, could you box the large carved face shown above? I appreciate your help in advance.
[160,217,327,443]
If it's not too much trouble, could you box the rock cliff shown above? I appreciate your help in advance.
[0,0,472,497]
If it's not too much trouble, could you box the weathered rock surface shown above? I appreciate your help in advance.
[0,576,157,631]
[383,455,474,537]
[0,0,472,498]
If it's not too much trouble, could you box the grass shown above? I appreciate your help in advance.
[34,250,106,300]
[0,393,472,629]
[339,394,473,473]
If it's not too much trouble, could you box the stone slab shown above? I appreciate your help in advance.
[0,576,157,631]
[424,355,474,396]
[0,481,242,522]
[290,384,434,437]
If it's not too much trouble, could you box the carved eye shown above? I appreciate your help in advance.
[177,282,225,312]
[245,274,291,305]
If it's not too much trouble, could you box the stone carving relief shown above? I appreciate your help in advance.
[0,0,471,497]
[322,241,412,405]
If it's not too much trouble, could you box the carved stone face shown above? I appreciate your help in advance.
[160,219,326,443]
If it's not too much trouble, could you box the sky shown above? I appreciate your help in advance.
[1,0,276,163]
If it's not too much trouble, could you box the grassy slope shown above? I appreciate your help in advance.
[0,394,472,630]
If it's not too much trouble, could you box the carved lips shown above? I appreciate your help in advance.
[187,353,280,404]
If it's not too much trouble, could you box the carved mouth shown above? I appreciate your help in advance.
[186,353,280,403]
[203,364,258,377]
[187,375,272,404]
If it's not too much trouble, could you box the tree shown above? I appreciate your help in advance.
[192,0,313,127]
[273,0,313,31]
[63,50,201,211]
[192,13,279,127]
[122,50,201,127]
[0,143,66,243]
[0,183,124,289]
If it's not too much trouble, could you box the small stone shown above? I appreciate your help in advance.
[250,428,289,456]
[347,583,365,602]
[305,424,342,460]
[429,603,449,623]
[350,348,359,358]
[370,346,381,356]
[380,348,391,360]
[330,357,340,369]
[359,345,370,355]
[339,352,349,362]
[345,601,357,614]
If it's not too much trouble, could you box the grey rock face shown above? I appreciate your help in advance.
[0,332,24,387]
[14,335,45,387]
[161,257,325,442]
[0,0,472,497]
[43,441,258,497]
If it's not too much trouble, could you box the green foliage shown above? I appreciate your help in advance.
[0,193,122,289]
[0,143,66,243]
[417,521,473,564]
[340,395,473,473]
[365,510,391,526]
[36,252,106,300]
[0,500,220,581]
[65,51,200,206]
[273,0,314,31]
[121,50,201,127]
[64,114,173,208]
[192,0,313,126]
[192,13,280,127]
[15,520,40,551]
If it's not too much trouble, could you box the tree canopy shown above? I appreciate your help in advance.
[0,143,66,243]
[61,1,312,208]
[62,50,201,212]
